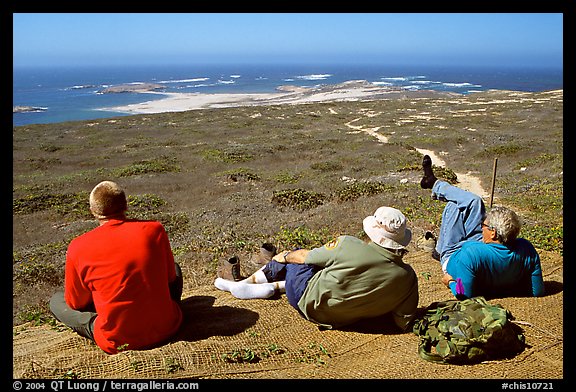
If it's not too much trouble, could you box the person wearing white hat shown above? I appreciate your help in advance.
[49,181,183,354]
[214,206,419,331]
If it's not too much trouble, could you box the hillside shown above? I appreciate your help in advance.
[12,89,563,379]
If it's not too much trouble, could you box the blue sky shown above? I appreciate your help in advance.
[13,13,563,68]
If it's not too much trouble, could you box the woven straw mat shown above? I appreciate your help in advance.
[13,250,563,379]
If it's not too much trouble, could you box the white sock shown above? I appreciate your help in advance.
[214,277,235,292]
[245,269,269,284]
[274,281,286,293]
[215,278,277,299]
[230,282,276,300]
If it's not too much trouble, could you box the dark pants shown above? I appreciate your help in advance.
[50,263,183,341]
[262,261,320,311]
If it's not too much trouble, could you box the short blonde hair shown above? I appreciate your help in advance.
[89,181,127,219]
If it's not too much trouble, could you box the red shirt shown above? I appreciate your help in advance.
[65,219,183,354]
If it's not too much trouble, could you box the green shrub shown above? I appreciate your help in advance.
[202,148,253,163]
[477,144,523,157]
[335,181,393,202]
[274,171,301,184]
[274,226,332,249]
[311,161,344,172]
[13,260,62,286]
[113,157,180,177]
[272,188,327,211]
[522,225,563,254]
[13,192,92,219]
[221,168,261,182]
[17,304,57,326]
[128,194,166,214]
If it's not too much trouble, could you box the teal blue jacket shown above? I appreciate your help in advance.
[446,238,544,298]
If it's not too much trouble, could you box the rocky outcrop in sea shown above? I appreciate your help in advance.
[13,106,48,113]
[99,83,165,94]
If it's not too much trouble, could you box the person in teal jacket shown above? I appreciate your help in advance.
[420,155,545,299]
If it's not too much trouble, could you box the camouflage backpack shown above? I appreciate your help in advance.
[412,296,525,364]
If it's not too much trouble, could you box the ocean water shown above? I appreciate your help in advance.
[13,64,563,127]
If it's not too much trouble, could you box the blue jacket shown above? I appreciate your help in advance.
[446,238,545,298]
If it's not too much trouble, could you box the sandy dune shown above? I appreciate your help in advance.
[100,80,457,114]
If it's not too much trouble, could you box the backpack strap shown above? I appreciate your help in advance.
[417,340,449,364]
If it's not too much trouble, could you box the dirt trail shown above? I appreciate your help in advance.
[344,117,489,199]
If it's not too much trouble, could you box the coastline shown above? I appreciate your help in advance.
[99,80,461,115]
[14,66,563,127]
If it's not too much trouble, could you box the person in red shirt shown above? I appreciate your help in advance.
[50,181,183,354]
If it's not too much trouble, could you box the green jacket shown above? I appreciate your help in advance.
[299,235,419,330]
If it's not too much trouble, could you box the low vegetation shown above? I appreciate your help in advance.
[13,89,563,328]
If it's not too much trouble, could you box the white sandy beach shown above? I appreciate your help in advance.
[103,91,291,114]
[100,80,457,115]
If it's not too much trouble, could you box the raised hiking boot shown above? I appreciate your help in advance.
[420,155,438,189]
[217,256,243,281]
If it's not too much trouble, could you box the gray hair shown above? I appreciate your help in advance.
[485,205,521,245]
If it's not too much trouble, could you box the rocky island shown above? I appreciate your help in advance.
[13,106,48,113]
[99,82,165,94]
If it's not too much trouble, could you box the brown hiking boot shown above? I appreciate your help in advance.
[242,243,278,277]
[258,242,277,264]
[217,256,242,281]
[417,231,437,253]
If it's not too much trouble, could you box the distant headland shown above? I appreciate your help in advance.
[99,83,165,94]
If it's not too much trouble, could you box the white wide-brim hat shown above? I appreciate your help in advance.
[363,206,412,250]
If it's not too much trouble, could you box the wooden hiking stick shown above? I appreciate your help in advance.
[490,158,498,208]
